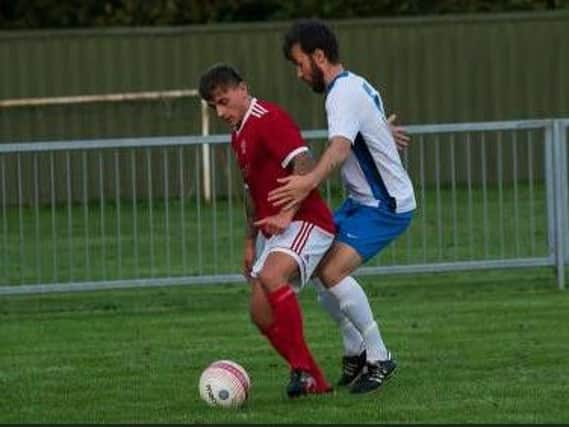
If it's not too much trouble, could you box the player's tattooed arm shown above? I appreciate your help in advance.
[291,151,315,176]
[253,150,313,235]
[276,151,314,214]
[268,137,351,211]
[286,151,315,212]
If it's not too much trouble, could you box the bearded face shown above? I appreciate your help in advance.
[307,56,326,94]
[289,44,328,94]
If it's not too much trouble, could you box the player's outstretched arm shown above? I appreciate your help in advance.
[268,137,351,211]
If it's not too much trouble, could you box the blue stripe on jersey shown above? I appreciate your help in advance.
[362,81,385,116]
[353,133,396,211]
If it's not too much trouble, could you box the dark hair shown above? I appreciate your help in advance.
[198,63,243,102]
[282,19,339,64]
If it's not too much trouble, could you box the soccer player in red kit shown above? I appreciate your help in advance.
[198,63,335,397]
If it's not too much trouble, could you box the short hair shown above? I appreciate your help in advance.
[198,63,244,102]
[282,19,339,64]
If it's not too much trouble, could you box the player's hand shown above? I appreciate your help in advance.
[267,174,315,211]
[254,210,293,236]
[243,238,255,279]
[387,114,411,151]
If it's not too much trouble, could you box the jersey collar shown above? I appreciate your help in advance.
[236,97,257,135]
[325,70,349,96]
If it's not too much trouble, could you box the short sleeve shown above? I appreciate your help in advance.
[260,111,309,169]
[326,85,362,144]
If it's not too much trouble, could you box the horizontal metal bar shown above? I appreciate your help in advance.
[356,257,554,276]
[0,257,553,296]
[0,134,230,153]
[1,119,561,153]
[0,274,245,296]
[404,119,553,134]
[0,89,200,109]
[303,119,553,139]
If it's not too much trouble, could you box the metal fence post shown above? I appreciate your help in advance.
[553,120,567,290]
[557,120,569,287]
[563,121,569,269]
[544,122,556,267]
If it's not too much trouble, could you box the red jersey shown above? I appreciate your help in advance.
[231,98,335,236]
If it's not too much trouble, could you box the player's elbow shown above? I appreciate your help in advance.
[330,136,352,162]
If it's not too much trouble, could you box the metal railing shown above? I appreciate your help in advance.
[0,119,567,295]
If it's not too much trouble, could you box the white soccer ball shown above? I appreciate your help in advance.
[199,360,251,408]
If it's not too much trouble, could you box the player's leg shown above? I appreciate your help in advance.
[250,276,320,375]
[318,241,391,362]
[249,232,272,331]
[249,279,272,331]
[317,203,413,393]
[256,251,331,396]
[251,222,334,396]
[317,242,391,390]
[313,277,366,377]
[312,199,365,373]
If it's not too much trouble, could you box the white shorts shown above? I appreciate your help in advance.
[251,220,334,292]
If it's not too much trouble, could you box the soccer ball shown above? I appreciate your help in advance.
[199,360,251,408]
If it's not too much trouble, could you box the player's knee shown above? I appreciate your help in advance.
[257,268,286,291]
[317,265,344,288]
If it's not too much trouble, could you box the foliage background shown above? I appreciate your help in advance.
[1,0,569,29]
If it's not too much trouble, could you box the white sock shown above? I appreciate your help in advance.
[328,276,389,362]
[313,279,365,356]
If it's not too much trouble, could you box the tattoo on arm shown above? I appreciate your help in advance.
[244,187,256,239]
[282,151,316,213]
[291,151,315,176]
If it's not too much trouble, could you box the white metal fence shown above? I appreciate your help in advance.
[0,119,567,295]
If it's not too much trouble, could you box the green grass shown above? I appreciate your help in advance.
[1,268,568,423]
[1,184,549,285]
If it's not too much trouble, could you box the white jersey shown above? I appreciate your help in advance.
[325,71,416,214]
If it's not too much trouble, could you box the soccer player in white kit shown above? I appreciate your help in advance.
[271,19,417,394]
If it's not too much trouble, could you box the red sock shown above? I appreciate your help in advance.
[261,323,288,362]
[266,285,331,392]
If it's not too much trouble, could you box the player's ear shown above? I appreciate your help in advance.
[312,48,327,66]
[238,81,248,93]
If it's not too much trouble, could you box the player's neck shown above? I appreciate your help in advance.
[235,96,253,131]
[323,64,345,87]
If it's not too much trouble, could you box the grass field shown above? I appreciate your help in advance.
[1,267,568,423]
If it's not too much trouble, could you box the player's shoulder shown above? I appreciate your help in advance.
[331,71,366,93]
[255,99,284,116]
[253,99,295,125]
[326,72,373,106]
